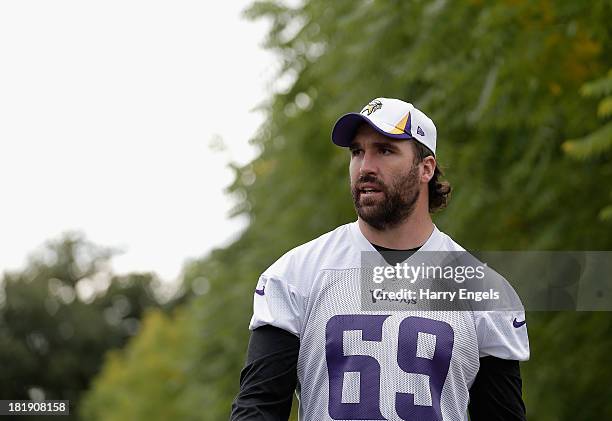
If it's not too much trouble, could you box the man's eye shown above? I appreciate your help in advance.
[350,149,362,156]
[381,148,393,155]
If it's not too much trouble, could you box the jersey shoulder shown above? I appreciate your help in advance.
[263,222,359,288]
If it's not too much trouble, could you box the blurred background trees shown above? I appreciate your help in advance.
[0,233,184,420]
[3,0,610,420]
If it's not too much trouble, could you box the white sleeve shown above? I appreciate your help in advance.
[474,310,530,361]
[248,273,303,337]
[248,251,305,337]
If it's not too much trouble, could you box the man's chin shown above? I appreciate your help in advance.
[358,195,385,207]
[356,207,386,225]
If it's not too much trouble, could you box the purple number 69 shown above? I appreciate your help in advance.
[325,315,454,420]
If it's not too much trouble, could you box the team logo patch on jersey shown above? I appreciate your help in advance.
[361,100,383,116]
[255,285,265,296]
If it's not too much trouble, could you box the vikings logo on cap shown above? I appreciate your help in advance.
[361,100,383,116]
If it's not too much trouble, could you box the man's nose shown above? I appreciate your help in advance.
[359,150,378,175]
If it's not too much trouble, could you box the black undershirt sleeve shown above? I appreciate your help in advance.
[469,356,527,421]
[230,325,299,421]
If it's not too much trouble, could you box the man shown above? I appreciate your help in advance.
[231,98,529,420]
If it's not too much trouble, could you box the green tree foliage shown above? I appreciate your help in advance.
[80,309,198,421]
[0,233,178,419]
[562,68,612,221]
[83,1,612,420]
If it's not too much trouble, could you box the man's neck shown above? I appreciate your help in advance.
[358,211,434,250]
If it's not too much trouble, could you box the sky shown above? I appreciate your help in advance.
[0,1,278,282]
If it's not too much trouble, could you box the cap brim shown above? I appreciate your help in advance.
[331,113,412,147]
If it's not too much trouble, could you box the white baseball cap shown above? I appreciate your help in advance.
[331,97,437,155]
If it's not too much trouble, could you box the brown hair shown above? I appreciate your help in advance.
[412,142,451,213]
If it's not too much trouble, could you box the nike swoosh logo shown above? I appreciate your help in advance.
[513,318,526,328]
[255,286,265,296]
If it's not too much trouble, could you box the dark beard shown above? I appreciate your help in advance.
[351,164,420,231]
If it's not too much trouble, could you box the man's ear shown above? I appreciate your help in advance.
[421,156,436,183]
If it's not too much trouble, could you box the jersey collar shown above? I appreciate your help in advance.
[348,220,444,253]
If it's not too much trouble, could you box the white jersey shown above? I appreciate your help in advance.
[249,222,529,421]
